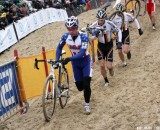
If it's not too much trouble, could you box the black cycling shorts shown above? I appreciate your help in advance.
[116,29,130,49]
[97,41,113,62]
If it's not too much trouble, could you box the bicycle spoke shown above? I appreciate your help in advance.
[126,0,141,18]
[59,69,69,109]
[42,75,57,122]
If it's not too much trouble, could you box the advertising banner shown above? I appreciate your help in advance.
[0,24,18,53]
[0,61,19,117]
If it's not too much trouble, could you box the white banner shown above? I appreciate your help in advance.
[0,24,18,53]
[45,8,54,23]
[14,17,33,40]
[0,8,68,53]
[15,8,68,40]
[36,9,47,28]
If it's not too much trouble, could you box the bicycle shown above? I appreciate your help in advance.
[81,21,121,61]
[81,24,107,62]
[125,0,146,18]
[34,51,69,122]
[101,2,125,30]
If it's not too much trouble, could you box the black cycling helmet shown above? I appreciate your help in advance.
[96,9,107,19]
[116,3,126,12]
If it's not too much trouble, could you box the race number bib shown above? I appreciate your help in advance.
[81,42,88,49]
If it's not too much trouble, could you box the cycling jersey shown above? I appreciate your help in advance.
[112,12,140,31]
[56,31,89,60]
[91,20,122,43]
[56,31,92,82]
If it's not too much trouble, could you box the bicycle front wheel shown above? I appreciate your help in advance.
[58,67,69,109]
[42,75,57,122]
[109,10,124,40]
[125,0,141,18]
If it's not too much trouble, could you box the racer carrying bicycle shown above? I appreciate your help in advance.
[89,9,122,87]
[112,3,143,66]
[56,16,92,114]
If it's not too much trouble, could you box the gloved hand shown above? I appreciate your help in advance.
[62,58,70,65]
[54,63,59,69]
[117,42,122,49]
[93,29,100,37]
[138,28,143,36]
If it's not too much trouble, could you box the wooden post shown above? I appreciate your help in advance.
[42,47,51,92]
[42,47,49,77]
[14,50,26,114]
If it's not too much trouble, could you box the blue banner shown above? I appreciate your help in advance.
[0,62,19,117]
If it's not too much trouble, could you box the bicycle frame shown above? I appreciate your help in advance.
[34,51,69,122]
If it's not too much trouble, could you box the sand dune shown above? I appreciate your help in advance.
[1,3,160,130]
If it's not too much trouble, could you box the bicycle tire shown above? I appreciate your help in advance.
[109,10,124,40]
[139,0,146,16]
[125,0,141,18]
[42,75,57,122]
[88,32,95,63]
[109,10,125,26]
[58,67,69,109]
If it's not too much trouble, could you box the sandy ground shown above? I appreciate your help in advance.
[1,2,160,130]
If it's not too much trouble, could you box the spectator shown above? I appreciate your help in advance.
[22,0,37,13]
[18,2,29,15]
[31,0,43,10]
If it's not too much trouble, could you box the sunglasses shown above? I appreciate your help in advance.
[98,18,105,21]
[67,27,78,32]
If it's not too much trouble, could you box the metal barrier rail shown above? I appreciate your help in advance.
[0,59,28,125]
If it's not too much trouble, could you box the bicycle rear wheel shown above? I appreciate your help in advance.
[139,0,146,16]
[58,67,69,109]
[109,10,124,40]
[109,10,124,26]
[42,75,57,122]
[125,0,141,18]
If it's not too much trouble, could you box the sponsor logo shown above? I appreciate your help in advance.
[0,36,3,45]
[57,11,61,18]
[39,12,43,22]
[7,29,13,41]
[33,15,38,25]
[0,68,15,108]
[18,22,24,33]
[69,45,81,49]
[68,39,72,41]
[26,19,30,29]
[47,10,51,20]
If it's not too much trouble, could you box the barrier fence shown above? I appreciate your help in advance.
[0,8,68,54]
[0,37,98,124]
[0,0,112,54]
[0,60,28,124]
[0,0,110,125]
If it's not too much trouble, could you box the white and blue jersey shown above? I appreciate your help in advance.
[56,31,92,82]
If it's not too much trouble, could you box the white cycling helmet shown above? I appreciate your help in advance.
[65,16,79,28]
[96,9,107,19]
[116,3,126,12]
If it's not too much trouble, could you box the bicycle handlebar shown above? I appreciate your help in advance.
[34,58,64,70]
[81,25,106,33]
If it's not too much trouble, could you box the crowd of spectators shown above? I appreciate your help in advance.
[0,0,87,30]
